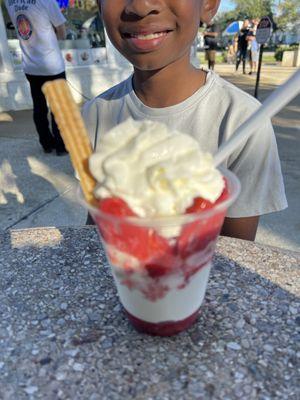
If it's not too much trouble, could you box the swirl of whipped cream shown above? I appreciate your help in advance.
[89,119,224,218]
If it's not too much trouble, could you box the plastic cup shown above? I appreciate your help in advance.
[79,168,240,336]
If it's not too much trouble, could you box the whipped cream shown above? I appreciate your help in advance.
[89,118,224,218]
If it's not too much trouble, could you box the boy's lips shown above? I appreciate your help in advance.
[122,30,173,52]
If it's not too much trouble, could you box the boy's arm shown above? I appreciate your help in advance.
[221,216,259,241]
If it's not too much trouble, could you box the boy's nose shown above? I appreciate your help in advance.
[124,0,164,17]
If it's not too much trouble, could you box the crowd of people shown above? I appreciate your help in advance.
[202,18,260,75]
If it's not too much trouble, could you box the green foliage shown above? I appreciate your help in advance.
[221,50,228,62]
[216,0,300,33]
[215,10,240,31]
[274,44,299,61]
[230,0,274,20]
[215,1,274,37]
[275,0,300,30]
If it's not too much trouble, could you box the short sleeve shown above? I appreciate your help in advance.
[226,120,288,217]
[45,0,66,27]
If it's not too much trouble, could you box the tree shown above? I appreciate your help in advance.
[275,0,300,30]
[230,0,274,20]
[215,10,240,32]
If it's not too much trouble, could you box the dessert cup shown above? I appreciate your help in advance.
[79,168,240,336]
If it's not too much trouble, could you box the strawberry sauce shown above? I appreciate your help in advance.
[125,308,200,336]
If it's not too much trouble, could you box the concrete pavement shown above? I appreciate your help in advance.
[0,63,299,252]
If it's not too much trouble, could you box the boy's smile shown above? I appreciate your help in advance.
[100,0,202,71]
[121,28,173,52]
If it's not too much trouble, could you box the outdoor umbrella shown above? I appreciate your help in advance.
[223,21,243,36]
[57,0,69,7]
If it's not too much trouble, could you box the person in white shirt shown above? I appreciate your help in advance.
[5,0,68,155]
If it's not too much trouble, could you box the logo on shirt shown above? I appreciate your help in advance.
[16,14,33,41]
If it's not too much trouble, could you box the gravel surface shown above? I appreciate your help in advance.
[0,227,299,400]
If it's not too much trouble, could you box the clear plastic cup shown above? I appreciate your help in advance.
[79,168,240,336]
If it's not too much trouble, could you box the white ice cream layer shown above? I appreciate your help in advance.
[111,263,211,323]
[89,119,224,218]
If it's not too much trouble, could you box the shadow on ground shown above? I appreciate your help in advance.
[0,114,86,229]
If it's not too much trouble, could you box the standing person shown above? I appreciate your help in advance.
[4,0,68,155]
[226,39,235,64]
[203,22,218,70]
[84,0,287,241]
[248,19,259,75]
[235,19,250,74]
[248,35,259,74]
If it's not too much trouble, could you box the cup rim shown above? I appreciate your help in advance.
[78,167,241,227]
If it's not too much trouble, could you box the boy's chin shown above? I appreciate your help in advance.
[125,50,191,73]
[129,59,167,71]
[131,58,175,73]
[133,64,164,72]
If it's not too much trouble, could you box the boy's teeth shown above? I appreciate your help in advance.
[132,32,166,40]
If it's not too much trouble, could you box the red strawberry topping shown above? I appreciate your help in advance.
[96,197,172,265]
[185,179,229,213]
[177,179,229,257]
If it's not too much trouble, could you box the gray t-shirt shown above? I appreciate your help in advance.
[82,71,287,218]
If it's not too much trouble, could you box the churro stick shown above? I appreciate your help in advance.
[42,79,97,206]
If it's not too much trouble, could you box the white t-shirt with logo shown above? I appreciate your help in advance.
[82,71,287,218]
[5,0,66,75]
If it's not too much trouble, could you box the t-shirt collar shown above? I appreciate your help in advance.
[126,70,216,117]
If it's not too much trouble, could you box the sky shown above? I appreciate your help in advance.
[218,0,235,13]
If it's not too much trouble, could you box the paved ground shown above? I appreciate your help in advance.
[0,63,299,252]
[215,64,300,252]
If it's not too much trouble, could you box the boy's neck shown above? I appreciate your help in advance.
[132,58,207,108]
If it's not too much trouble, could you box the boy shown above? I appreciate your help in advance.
[83,0,287,241]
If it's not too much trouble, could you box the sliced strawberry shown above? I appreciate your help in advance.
[98,197,136,217]
[144,251,180,278]
[185,197,214,213]
[186,179,229,214]
[177,179,229,258]
[95,197,172,263]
